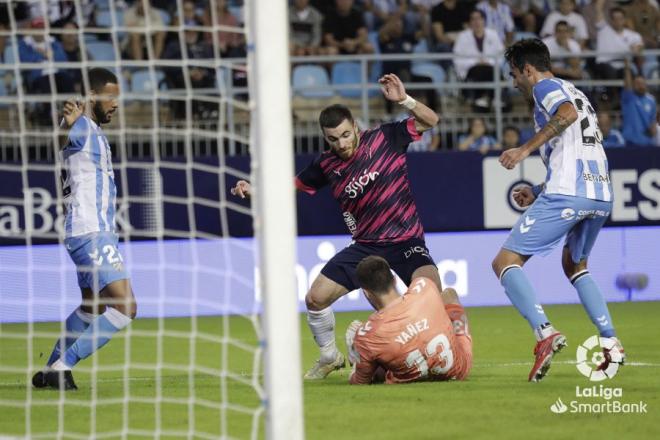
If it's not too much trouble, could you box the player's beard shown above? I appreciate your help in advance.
[345,130,359,158]
[336,131,359,160]
[93,101,112,124]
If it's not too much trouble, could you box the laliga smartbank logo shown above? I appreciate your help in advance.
[549,336,647,414]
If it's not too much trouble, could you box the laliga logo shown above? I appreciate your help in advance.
[576,336,622,381]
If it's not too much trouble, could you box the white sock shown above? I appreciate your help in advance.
[307,307,337,363]
[51,359,71,371]
[534,324,557,342]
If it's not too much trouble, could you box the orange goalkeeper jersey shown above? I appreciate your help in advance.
[350,277,472,384]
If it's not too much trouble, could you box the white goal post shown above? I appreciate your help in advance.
[249,1,304,439]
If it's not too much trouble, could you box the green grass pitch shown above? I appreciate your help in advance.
[1,301,659,439]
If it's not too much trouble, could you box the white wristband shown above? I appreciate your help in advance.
[398,94,417,110]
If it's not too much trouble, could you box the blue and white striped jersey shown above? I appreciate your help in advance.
[476,0,514,43]
[532,78,612,202]
[60,116,117,238]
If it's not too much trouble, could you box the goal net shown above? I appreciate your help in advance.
[0,0,302,438]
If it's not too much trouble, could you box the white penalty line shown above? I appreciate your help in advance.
[0,373,256,387]
[474,361,660,368]
[1,362,658,387]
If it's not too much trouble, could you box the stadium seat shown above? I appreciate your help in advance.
[95,9,126,41]
[228,6,243,23]
[157,8,171,26]
[3,45,15,65]
[411,39,429,69]
[292,65,334,99]
[131,69,165,93]
[84,33,99,43]
[367,31,382,83]
[0,72,16,108]
[0,76,7,107]
[514,32,538,42]
[643,55,659,80]
[87,41,116,61]
[411,62,446,95]
[332,62,378,98]
[216,67,229,93]
[96,10,111,28]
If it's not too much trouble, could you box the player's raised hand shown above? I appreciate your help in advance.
[62,98,84,128]
[230,180,251,199]
[379,73,407,102]
[499,147,528,170]
[513,186,535,208]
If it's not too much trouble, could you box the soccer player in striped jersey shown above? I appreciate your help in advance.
[32,68,137,390]
[492,39,624,382]
[231,73,442,380]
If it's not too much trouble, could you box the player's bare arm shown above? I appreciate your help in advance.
[378,73,439,133]
[231,179,304,199]
[58,99,84,149]
[499,102,577,170]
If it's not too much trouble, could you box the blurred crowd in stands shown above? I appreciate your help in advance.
[0,0,658,150]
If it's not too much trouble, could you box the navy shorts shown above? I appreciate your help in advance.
[321,238,436,291]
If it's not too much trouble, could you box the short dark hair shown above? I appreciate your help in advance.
[504,38,551,73]
[610,7,625,18]
[503,125,520,135]
[470,9,487,21]
[356,256,395,295]
[88,68,118,94]
[554,20,569,31]
[319,104,354,129]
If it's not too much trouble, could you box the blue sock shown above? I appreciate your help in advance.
[572,271,615,338]
[62,307,132,368]
[500,265,550,332]
[47,307,95,366]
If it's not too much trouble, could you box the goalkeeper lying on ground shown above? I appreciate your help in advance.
[346,256,472,384]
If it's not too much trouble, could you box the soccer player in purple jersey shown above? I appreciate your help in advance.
[231,73,442,379]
